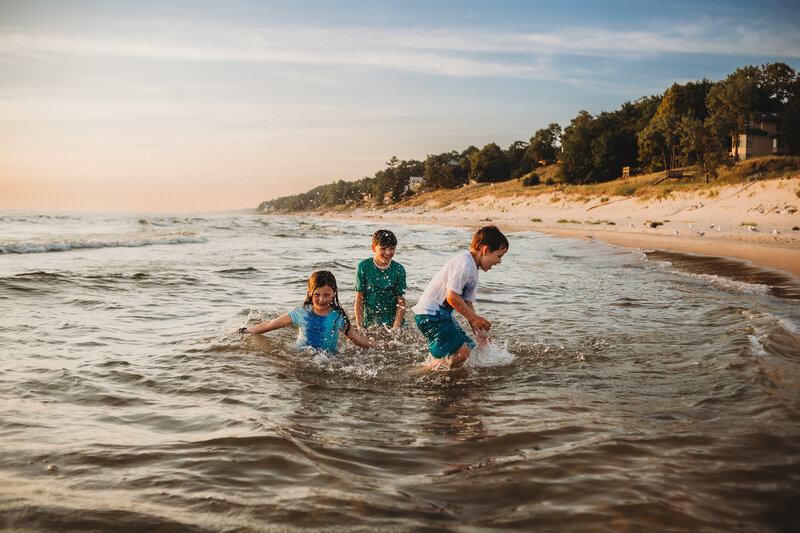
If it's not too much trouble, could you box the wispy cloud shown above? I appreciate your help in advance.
[1,17,798,80]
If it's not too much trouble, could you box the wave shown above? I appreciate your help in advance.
[672,271,772,296]
[0,233,207,254]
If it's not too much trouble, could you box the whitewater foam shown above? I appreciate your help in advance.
[0,233,207,254]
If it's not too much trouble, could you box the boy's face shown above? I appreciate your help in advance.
[478,246,506,272]
[372,244,396,267]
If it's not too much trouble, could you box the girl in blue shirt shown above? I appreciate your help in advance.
[241,270,381,353]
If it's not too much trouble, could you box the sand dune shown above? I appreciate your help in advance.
[313,177,800,278]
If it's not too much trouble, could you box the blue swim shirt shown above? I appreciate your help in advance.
[287,305,350,353]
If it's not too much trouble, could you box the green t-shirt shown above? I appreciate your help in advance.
[354,258,407,327]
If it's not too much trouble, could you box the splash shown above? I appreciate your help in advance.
[466,339,516,368]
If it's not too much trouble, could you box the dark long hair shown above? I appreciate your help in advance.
[304,270,350,333]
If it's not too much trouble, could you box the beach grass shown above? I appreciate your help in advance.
[378,156,800,212]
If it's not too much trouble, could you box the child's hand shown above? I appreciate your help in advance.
[470,315,491,332]
[476,329,491,347]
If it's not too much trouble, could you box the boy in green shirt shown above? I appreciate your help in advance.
[354,229,407,332]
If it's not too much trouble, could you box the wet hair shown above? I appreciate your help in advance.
[304,270,350,333]
[471,225,509,252]
[372,229,397,248]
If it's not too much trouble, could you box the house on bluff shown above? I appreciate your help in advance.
[733,113,786,160]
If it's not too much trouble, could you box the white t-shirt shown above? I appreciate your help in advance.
[412,251,478,315]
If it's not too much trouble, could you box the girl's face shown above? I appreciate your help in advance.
[311,284,335,312]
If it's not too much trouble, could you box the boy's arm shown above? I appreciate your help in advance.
[345,326,384,348]
[446,290,491,332]
[391,296,406,331]
[242,313,292,334]
[354,291,365,328]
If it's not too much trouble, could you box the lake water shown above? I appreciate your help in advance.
[1,211,799,531]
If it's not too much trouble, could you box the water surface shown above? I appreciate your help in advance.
[1,211,799,531]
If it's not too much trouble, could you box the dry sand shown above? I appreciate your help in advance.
[309,177,800,279]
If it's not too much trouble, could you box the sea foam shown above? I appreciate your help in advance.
[0,233,207,254]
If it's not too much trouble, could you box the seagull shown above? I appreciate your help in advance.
[748,226,758,232]
[697,231,705,236]
[674,229,679,235]
[772,229,780,234]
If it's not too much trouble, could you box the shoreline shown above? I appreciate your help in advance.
[293,177,800,279]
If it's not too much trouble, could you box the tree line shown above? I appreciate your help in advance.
[261,62,800,212]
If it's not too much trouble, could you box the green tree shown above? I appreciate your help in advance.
[638,114,682,171]
[424,151,468,189]
[559,111,595,184]
[679,116,726,182]
[390,159,424,201]
[526,123,561,166]
[506,140,530,179]
[760,62,797,110]
[655,80,713,120]
[783,76,800,155]
[706,65,761,159]
[470,143,511,183]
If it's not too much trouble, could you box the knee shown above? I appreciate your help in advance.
[450,343,471,366]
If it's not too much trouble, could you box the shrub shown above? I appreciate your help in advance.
[522,173,540,187]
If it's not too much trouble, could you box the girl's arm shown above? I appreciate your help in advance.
[345,326,384,349]
[446,290,491,331]
[242,313,292,334]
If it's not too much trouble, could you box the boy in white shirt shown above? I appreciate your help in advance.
[412,226,508,369]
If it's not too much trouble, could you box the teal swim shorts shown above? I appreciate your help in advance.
[415,310,475,359]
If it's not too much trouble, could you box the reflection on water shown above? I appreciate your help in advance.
[645,249,800,299]
[1,211,799,531]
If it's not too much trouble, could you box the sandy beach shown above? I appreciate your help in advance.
[307,177,800,278]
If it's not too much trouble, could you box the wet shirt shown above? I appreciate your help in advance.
[354,259,407,327]
[411,251,477,316]
[287,305,350,353]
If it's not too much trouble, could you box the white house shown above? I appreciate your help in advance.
[405,176,424,192]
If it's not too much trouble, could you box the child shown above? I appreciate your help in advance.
[412,226,508,370]
[354,229,407,332]
[240,270,381,353]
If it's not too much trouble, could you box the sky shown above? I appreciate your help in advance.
[1,0,799,213]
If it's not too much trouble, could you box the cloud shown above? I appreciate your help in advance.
[1,17,798,80]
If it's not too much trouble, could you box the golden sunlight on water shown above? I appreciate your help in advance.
[1,212,799,531]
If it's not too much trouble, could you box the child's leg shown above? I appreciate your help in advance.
[447,343,471,367]
[421,343,470,370]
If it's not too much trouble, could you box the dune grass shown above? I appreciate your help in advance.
[368,156,800,212]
